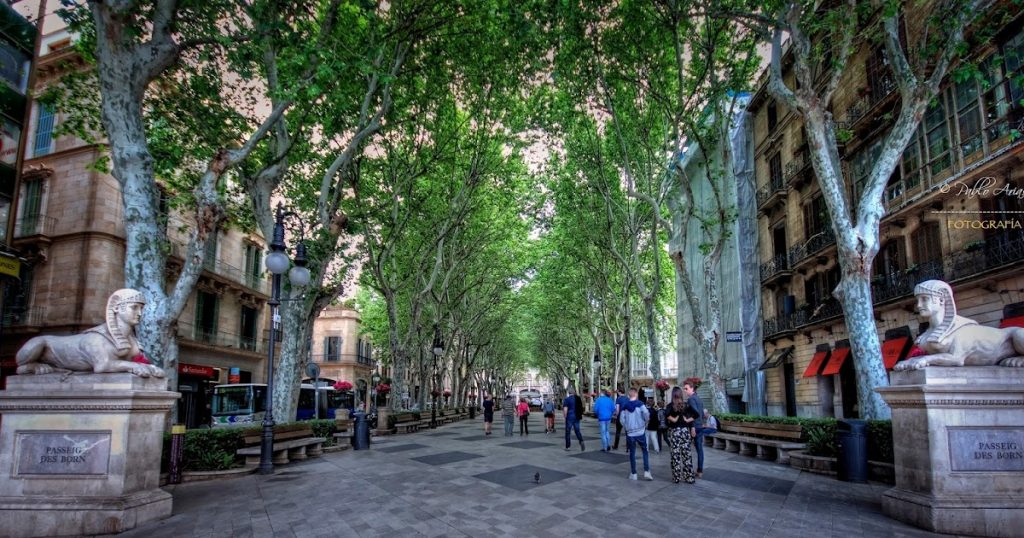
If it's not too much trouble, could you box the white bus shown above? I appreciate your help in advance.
[211,383,350,427]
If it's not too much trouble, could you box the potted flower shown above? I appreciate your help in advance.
[683,376,702,390]
[375,383,391,394]
[333,380,353,391]
[430,388,442,399]
[655,379,670,401]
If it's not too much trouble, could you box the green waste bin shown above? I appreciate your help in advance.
[836,419,868,482]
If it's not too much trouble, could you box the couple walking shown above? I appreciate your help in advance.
[593,387,653,480]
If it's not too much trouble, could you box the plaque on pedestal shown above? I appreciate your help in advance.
[876,367,1024,537]
[0,373,180,538]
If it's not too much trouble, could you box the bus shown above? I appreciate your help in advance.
[211,383,351,427]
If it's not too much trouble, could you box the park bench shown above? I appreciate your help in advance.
[331,418,354,448]
[236,424,327,466]
[393,414,427,434]
[706,420,805,465]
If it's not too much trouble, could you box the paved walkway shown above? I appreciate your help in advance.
[114,415,947,537]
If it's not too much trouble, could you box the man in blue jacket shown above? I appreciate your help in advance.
[684,381,706,478]
[593,389,615,452]
[619,389,653,480]
[562,388,585,451]
[612,388,630,450]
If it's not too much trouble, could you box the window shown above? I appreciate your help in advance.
[769,153,783,186]
[203,233,218,271]
[803,194,828,236]
[850,139,883,199]
[924,98,951,176]
[1005,29,1024,112]
[33,104,54,157]
[954,77,982,158]
[866,47,895,99]
[239,306,258,351]
[900,127,925,191]
[767,101,778,132]
[1,264,33,323]
[912,222,942,264]
[872,238,907,278]
[0,194,9,245]
[979,187,1024,246]
[324,336,342,362]
[194,291,218,344]
[18,179,42,236]
[244,243,262,289]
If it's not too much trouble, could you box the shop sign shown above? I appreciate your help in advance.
[178,363,215,378]
[0,254,19,278]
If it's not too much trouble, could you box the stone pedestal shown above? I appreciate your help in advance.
[0,373,180,537]
[876,367,1024,537]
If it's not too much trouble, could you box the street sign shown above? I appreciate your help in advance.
[726,331,742,343]
[305,362,320,379]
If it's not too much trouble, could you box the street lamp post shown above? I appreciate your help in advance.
[259,204,311,476]
[430,324,444,428]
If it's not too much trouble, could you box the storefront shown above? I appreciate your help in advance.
[178,362,218,429]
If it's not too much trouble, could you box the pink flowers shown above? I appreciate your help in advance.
[443,389,452,397]
[375,383,391,394]
[333,380,353,391]
[683,376,702,389]
[654,379,670,391]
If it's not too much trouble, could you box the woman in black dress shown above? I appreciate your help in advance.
[665,386,697,483]
[482,393,495,435]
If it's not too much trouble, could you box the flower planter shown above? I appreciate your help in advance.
[789,450,895,483]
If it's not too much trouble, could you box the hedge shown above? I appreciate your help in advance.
[160,419,345,473]
[715,413,892,462]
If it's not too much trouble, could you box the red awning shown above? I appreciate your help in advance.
[821,347,851,376]
[802,350,830,378]
[1000,316,1024,329]
[882,336,911,370]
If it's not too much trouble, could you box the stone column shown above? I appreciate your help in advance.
[876,367,1024,537]
[0,373,180,537]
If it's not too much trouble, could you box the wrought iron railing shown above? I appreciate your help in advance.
[1,306,46,327]
[177,320,266,353]
[756,174,787,209]
[788,227,836,266]
[759,252,790,282]
[763,310,805,339]
[14,214,57,238]
[167,240,270,295]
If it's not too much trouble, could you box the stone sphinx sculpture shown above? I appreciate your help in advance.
[15,288,165,377]
[895,279,1024,370]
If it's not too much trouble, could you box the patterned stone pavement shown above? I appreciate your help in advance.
[109,415,950,538]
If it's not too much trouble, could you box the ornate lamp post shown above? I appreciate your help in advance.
[430,324,444,428]
[259,204,310,476]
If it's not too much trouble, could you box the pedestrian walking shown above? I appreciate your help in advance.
[665,386,697,484]
[562,388,585,451]
[482,393,494,435]
[502,394,516,436]
[593,389,615,451]
[517,397,530,436]
[542,398,556,433]
[612,388,629,450]
[646,401,661,454]
[684,381,706,478]
[620,389,653,480]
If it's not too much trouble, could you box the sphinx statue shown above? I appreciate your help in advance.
[894,279,1024,370]
[15,288,165,378]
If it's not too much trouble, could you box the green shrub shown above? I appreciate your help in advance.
[161,428,245,473]
[867,420,893,463]
[805,422,838,457]
[308,419,339,446]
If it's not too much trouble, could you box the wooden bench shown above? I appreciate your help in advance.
[706,420,805,465]
[393,414,427,434]
[237,425,326,466]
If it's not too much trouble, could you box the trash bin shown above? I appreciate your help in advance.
[352,411,371,450]
[836,419,868,482]
[469,405,476,420]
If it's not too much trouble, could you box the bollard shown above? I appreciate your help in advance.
[169,424,186,484]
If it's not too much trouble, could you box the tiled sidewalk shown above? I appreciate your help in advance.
[111,416,947,537]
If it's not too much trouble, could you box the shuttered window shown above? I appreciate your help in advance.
[33,104,54,157]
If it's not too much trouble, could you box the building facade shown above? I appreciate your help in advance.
[0,27,275,429]
[750,8,1024,418]
[308,304,375,404]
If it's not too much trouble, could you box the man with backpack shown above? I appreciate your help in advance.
[562,388,585,451]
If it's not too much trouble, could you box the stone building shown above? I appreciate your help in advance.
[750,9,1024,418]
[307,304,375,404]
[0,27,274,429]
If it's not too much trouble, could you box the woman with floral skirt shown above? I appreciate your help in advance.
[665,386,697,484]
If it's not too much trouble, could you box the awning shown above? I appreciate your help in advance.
[802,350,830,377]
[758,346,794,370]
[821,346,851,375]
[1000,316,1024,329]
[882,336,911,370]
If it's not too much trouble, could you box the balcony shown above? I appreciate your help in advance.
[797,298,843,327]
[947,234,1024,283]
[756,176,787,213]
[871,259,945,305]
[167,241,270,295]
[1,306,46,328]
[788,227,836,269]
[784,155,811,187]
[843,73,897,134]
[763,310,805,340]
[177,320,267,354]
[759,252,792,285]
[310,353,376,368]
[14,214,57,239]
